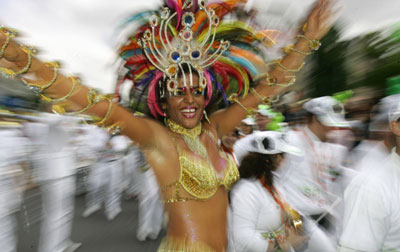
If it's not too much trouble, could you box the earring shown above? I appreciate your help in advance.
[159,81,165,99]
[203,110,210,124]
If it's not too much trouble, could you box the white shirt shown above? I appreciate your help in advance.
[230,178,287,252]
[339,148,400,251]
[277,127,347,216]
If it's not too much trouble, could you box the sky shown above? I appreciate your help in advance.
[1,0,399,93]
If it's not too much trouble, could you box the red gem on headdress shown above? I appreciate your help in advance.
[182,86,187,92]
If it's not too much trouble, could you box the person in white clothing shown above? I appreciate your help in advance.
[122,145,143,199]
[231,131,336,252]
[83,128,128,220]
[24,113,82,252]
[0,125,30,252]
[276,96,349,235]
[338,98,400,251]
[135,157,164,241]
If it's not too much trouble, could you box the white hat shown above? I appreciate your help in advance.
[248,131,303,156]
[369,94,400,131]
[389,100,400,123]
[303,96,350,128]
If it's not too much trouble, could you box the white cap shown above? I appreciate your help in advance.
[369,94,400,131]
[303,96,350,128]
[248,131,303,156]
[389,100,400,123]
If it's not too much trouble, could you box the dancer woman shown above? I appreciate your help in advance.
[0,0,336,250]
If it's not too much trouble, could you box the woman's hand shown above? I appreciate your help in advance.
[303,0,340,40]
[279,226,309,252]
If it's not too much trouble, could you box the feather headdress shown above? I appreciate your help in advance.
[117,0,276,118]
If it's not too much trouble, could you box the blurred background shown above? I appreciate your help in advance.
[0,0,400,251]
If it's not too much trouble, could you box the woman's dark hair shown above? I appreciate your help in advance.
[239,152,281,186]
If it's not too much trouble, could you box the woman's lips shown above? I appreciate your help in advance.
[180,108,197,119]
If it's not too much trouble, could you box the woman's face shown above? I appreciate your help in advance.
[270,153,284,171]
[238,122,253,135]
[165,73,205,129]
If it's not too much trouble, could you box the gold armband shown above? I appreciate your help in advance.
[250,88,270,104]
[264,73,296,87]
[107,121,124,136]
[276,59,305,73]
[94,99,114,127]
[0,45,36,78]
[66,88,101,115]
[21,61,59,93]
[40,76,78,104]
[283,44,312,56]
[0,27,17,58]
[296,34,321,51]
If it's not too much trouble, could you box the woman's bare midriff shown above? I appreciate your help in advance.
[164,188,229,252]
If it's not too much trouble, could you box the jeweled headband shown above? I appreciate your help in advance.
[139,0,230,96]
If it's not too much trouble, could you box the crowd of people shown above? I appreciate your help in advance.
[0,0,399,251]
[1,91,399,252]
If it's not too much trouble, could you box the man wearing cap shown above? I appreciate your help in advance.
[338,99,400,251]
[276,96,349,233]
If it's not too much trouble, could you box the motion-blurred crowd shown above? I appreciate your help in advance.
[0,87,399,252]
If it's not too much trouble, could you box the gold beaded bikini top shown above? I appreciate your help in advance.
[162,119,239,203]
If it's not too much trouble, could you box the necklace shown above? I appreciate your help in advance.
[165,119,208,158]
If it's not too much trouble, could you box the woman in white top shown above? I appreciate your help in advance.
[230,131,307,252]
[230,131,337,252]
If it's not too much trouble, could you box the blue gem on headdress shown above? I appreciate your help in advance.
[182,12,195,28]
[191,50,200,59]
[171,51,181,62]
[185,15,193,25]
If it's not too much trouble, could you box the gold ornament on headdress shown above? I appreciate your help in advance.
[140,0,230,95]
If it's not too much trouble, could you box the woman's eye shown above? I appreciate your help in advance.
[174,90,185,96]
[191,88,202,95]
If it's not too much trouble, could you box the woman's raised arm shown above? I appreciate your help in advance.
[0,30,160,148]
[210,0,338,137]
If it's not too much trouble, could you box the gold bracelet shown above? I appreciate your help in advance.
[0,45,35,78]
[94,99,114,127]
[284,44,311,56]
[296,34,321,51]
[276,59,305,73]
[265,73,278,86]
[67,88,103,115]
[228,93,256,115]
[107,121,123,136]
[0,27,17,58]
[21,61,59,93]
[250,88,270,104]
[40,76,78,104]
[264,73,296,87]
[251,88,281,105]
